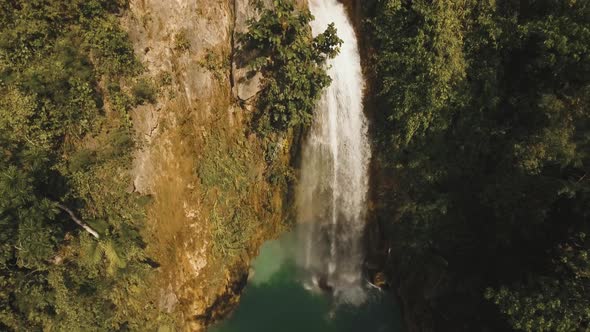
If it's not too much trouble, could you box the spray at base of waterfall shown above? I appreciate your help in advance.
[296,0,371,306]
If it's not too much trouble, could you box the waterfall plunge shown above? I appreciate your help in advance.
[297,0,371,305]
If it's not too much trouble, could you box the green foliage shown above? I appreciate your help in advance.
[369,0,590,329]
[0,0,164,330]
[107,79,135,115]
[210,202,256,259]
[369,0,469,146]
[238,0,342,133]
[85,14,141,76]
[198,132,260,259]
[485,234,590,331]
[132,78,157,105]
[174,29,191,52]
[69,149,98,172]
[198,49,229,81]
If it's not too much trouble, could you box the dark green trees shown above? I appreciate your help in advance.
[0,0,164,330]
[368,0,590,330]
[485,234,590,331]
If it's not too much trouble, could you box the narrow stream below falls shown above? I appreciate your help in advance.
[210,232,403,332]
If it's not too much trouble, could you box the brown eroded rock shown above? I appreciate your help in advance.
[123,0,296,330]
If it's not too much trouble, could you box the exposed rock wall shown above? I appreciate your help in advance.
[128,0,232,195]
[122,0,298,330]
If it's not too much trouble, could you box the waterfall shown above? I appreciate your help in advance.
[297,0,371,305]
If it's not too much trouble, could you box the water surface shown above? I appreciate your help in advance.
[211,1,399,330]
[210,235,403,332]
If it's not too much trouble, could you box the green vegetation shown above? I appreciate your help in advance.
[198,131,260,259]
[485,233,590,331]
[0,0,168,330]
[198,48,229,82]
[197,128,291,261]
[0,0,338,328]
[206,0,340,263]
[174,29,191,53]
[9,0,588,330]
[132,77,157,105]
[367,0,590,330]
[238,0,341,133]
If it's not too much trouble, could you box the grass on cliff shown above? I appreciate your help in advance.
[198,129,268,260]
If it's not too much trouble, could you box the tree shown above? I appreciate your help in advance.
[238,0,342,133]
[368,0,590,329]
[486,233,590,332]
[0,0,165,330]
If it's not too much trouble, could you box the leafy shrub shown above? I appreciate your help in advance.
[0,1,165,329]
[368,0,590,330]
[238,0,342,133]
[85,15,141,76]
[69,149,97,172]
[174,29,191,52]
[198,49,228,81]
[132,78,157,105]
[105,127,134,158]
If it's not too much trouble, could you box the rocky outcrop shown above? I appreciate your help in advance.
[127,0,233,194]
[231,0,266,102]
[123,0,295,330]
[231,0,305,102]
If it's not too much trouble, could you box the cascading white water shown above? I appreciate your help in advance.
[297,0,371,305]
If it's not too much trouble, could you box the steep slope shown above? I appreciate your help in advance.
[122,0,299,329]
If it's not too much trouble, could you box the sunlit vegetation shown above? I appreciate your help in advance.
[174,29,191,53]
[238,0,342,133]
[198,131,260,258]
[6,0,587,330]
[204,0,342,262]
[0,0,170,330]
[368,0,590,330]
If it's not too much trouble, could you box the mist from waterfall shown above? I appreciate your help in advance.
[296,0,371,306]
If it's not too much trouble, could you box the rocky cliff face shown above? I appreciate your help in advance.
[121,0,299,330]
